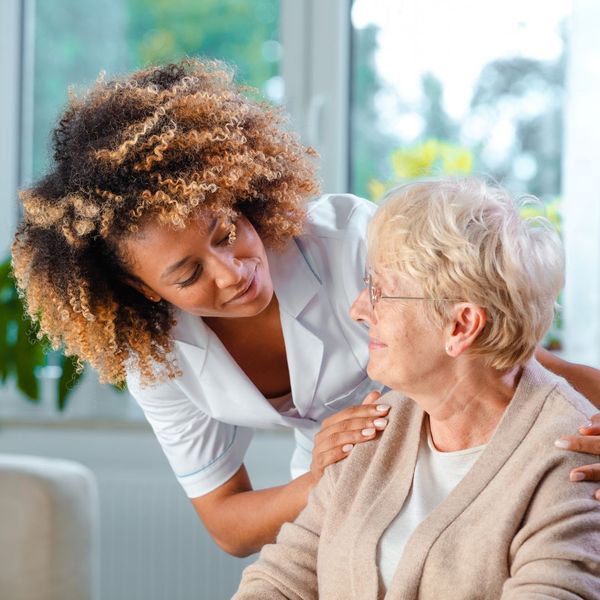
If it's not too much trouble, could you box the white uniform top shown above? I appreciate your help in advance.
[377,423,485,590]
[127,194,384,498]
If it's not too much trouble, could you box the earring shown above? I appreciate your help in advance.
[445,344,453,353]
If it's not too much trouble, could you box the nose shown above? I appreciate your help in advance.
[209,252,244,289]
[349,287,376,325]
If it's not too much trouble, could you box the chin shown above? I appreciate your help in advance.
[367,360,396,391]
[235,288,273,318]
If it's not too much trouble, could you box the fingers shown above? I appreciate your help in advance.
[362,390,382,405]
[570,463,600,482]
[579,413,600,435]
[558,424,600,500]
[568,464,600,500]
[555,435,600,455]
[310,424,385,476]
[311,401,391,477]
[317,406,390,445]
[321,402,389,429]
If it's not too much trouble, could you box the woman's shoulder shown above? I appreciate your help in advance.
[304,193,376,241]
[536,368,597,438]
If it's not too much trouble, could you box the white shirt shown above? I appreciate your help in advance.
[378,423,485,590]
[127,194,384,498]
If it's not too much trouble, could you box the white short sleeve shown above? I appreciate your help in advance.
[128,373,253,498]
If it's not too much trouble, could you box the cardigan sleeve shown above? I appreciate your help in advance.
[501,491,600,599]
[232,467,334,600]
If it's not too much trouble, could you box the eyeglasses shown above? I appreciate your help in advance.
[362,271,462,309]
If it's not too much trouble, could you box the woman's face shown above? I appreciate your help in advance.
[350,266,447,394]
[120,211,274,319]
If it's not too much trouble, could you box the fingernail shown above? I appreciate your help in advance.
[595,490,600,501]
[342,444,354,453]
[554,439,571,449]
[582,421,593,429]
[570,472,585,482]
[362,428,376,436]
[373,418,388,428]
[376,404,390,412]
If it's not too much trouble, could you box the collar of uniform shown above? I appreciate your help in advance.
[267,237,322,318]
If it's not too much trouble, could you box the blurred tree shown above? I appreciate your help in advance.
[351,24,397,199]
[33,0,279,181]
[469,50,565,200]
[421,72,459,142]
[126,0,279,89]
[368,139,473,200]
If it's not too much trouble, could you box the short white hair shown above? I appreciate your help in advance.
[368,177,565,369]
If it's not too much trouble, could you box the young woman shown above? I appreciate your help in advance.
[11,59,600,557]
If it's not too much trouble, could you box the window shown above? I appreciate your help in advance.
[348,0,600,363]
[31,0,281,181]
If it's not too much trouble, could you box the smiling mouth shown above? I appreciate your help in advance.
[369,337,387,349]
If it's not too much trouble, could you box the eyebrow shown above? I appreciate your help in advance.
[160,217,218,280]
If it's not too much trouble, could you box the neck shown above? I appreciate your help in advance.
[416,361,523,452]
[204,294,280,337]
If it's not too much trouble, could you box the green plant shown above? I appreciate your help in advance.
[368,138,474,201]
[0,255,82,410]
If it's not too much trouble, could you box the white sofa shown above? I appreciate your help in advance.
[0,454,99,600]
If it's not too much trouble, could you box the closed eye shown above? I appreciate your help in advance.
[177,265,201,288]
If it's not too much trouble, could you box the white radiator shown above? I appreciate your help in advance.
[0,421,295,600]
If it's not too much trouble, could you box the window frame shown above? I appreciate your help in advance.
[562,0,600,367]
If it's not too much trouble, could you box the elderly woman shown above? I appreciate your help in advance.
[234,178,600,599]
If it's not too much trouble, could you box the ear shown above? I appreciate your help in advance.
[444,303,487,357]
[121,276,162,303]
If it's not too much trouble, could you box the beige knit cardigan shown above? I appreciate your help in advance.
[233,361,600,599]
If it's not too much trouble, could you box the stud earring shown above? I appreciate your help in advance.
[445,344,453,353]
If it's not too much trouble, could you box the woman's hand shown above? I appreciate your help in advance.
[555,413,600,500]
[309,390,389,485]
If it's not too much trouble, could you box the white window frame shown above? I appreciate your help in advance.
[281,0,351,194]
[562,0,600,367]
[0,0,25,256]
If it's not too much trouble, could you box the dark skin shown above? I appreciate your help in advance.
[122,210,600,557]
[204,296,291,399]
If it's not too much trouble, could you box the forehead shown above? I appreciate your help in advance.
[118,210,220,272]
[369,263,422,294]
[130,210,219,246]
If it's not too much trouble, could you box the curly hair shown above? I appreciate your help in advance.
[12,59,320,385]
[368,177,564,370]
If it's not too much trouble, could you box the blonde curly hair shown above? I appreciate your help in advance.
[12,59,320,385]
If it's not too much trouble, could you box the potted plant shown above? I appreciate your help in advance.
[0,255,82,410]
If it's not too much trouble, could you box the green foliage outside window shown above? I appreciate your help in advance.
[0,257,82,409]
